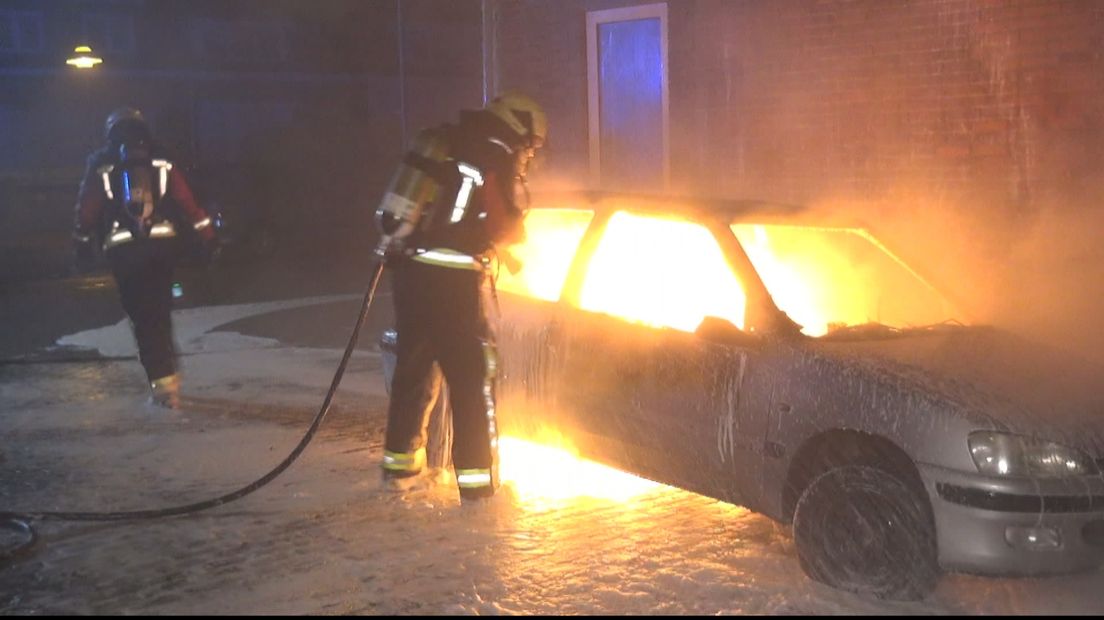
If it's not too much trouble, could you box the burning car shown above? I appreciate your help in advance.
[383,191,1104,601]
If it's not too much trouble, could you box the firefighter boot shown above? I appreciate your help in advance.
[149,374,181,410]
[456,467,497,505]
[381,447,427,480]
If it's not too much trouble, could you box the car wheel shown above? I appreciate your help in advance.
[792,464,939,601]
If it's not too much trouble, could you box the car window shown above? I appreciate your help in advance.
[578,211,747,332]
[731,224,962,336]
[495,208,594,302]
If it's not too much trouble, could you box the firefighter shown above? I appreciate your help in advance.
[73,107,217,409]
[377,91,547,502]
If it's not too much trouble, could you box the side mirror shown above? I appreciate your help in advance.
[695,316,762,349]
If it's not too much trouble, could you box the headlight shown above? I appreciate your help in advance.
[968,431,1100,477]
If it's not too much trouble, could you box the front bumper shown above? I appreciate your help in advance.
[918,462,1104,576]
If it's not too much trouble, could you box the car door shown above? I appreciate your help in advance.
[551,209,776,504]
[494,207,596,436]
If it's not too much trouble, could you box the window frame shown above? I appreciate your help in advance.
[585,3,670,190]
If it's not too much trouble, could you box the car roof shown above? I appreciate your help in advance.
[527,190,866,229]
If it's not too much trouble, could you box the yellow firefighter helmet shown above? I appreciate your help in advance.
[485,91,547,149]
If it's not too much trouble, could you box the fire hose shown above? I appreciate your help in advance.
[0,260,387,564]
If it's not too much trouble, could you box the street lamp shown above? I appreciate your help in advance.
[66,45,103,69]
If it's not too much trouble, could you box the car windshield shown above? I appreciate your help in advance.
[730,223,964,337]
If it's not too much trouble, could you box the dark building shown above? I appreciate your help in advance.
[0,0,489,281]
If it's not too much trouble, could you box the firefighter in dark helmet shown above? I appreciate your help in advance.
[375,91,547,502]
[73,107,218,409]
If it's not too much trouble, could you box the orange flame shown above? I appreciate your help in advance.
[496,208,593,301]
[497,209,961,338]
[732,224,960,335]
[579,212,746,332]
[499,430,661,507]
[499,209,747,332]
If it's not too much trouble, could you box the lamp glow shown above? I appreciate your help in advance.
[66,45,103,69]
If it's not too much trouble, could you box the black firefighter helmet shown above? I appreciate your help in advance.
[104,107,153,147]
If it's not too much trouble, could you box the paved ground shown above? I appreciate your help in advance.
[3,265,1104,615]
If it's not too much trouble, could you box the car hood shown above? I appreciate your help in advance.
[809,326,1104,456]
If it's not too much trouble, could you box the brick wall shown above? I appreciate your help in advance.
[495,0,1104,204]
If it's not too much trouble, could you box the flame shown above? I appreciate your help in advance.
[732,224,960,335]
[579,211,746,332]
[497,207,958,338]
[499,430,661,507]
[496,208,593,301]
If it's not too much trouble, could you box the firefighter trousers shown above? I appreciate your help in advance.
[107,238,179,383]
[384,258,499,496]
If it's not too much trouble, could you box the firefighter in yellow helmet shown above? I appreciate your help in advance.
[376,91,547,502]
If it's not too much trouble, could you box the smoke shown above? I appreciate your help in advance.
[806,179,1104,367]
[987,203,1104,365]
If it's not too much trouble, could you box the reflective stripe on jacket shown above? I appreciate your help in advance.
[410,248,484,271]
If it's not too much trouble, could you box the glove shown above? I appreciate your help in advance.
[73,236,96,274]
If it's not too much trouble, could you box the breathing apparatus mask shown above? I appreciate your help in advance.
[489,92,546,214]
[512,132,545,213]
